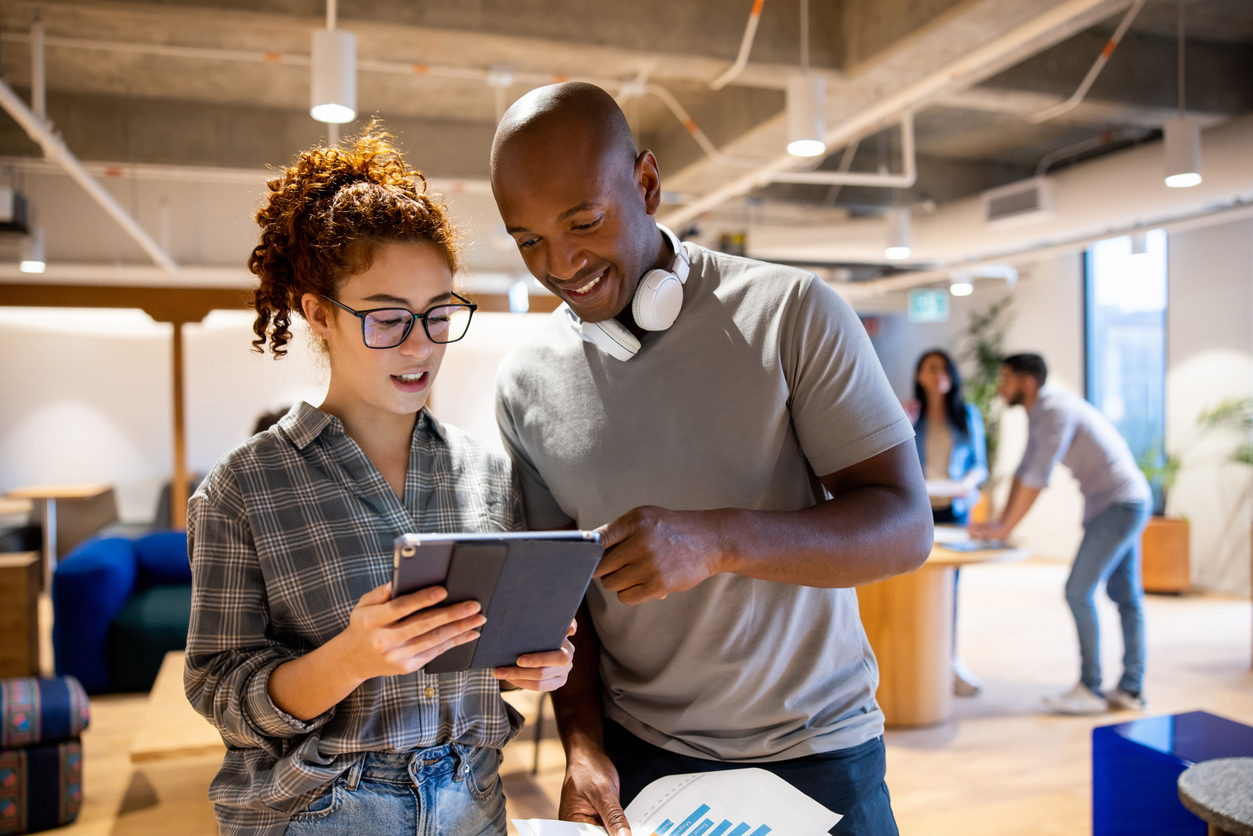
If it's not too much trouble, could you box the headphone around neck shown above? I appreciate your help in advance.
[571,224,692,362]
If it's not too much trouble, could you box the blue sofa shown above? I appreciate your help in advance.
[51,532,192,694]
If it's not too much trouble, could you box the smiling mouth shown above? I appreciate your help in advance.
[566,269,607,297]
[394,372,427,383]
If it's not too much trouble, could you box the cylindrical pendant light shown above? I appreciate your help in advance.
[1163,117,1201,188]
[311,29,357,124]
[786,0,825,157]
[1164,0,1200,188]
[786,74,826,157]
[885,207,911,260]
[20,227,46,273]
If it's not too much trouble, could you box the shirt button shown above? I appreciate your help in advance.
[424,686,435,699]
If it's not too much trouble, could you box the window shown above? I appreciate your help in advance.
[1085,230,1168,479]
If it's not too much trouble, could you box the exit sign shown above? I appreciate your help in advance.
[908,289,950,323]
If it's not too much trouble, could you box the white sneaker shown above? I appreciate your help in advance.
[1106,688,1147,712]
[953,658,983,697]
[1042,683,1109,715]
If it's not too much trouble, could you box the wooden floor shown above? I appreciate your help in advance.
[48,556,1253,836]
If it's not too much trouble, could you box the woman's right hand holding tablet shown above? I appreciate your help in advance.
[341,582,486,679]
[268,582,485,721]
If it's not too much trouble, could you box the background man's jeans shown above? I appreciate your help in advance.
[284,744,506,836]
[603,719,899,836]
[1066,499,1152,695]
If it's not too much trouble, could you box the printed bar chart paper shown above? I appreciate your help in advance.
[512,768,840,836]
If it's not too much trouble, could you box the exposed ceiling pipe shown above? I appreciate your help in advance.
[836,199,1253,301]
[1,155,497,194]
[1024,0,1146,123]
[30,10,46,122]
[768,112,915,187]
[1035,126,1148,176]
[660,0,1124,228]
[753,114,1253,297]
[0,78,178,274]
[643,83,760,168]
[0,31,801,92]
[709,0,765,90]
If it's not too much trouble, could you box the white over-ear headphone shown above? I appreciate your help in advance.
[573,224,691,362]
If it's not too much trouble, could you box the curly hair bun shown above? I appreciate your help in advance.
[248,122,460,356]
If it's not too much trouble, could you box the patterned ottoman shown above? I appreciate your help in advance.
[0,677,90,835]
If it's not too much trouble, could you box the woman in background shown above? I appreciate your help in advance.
[913,349,988,696]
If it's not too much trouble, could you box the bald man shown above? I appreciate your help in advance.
[491,83,930,835]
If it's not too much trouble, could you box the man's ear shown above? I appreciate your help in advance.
[300,293,333,341]
[636,150,662,217]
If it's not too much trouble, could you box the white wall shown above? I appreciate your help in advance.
[0,307,546,524]
[1166,219,1253,595]
[0,308,327,522]
[429,311,553,448]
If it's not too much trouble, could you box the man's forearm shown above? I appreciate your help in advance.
[714,441,931,588]
[996,478,1042,534]
[551,601,606,758]
[713,483,931,589]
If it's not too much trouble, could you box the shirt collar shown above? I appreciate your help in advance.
[1028,385,1054,417]
[278,401,444,450]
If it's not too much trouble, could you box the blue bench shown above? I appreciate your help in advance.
[1094,711,1253,836]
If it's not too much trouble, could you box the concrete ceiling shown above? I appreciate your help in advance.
[0,0,1249,273]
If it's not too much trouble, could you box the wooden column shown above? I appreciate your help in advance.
[171,321,188,529]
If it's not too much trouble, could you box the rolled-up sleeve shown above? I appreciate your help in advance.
[183,470,334,753]
[1015,403,1075,489]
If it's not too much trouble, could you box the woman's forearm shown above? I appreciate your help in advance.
[267,631,365,721]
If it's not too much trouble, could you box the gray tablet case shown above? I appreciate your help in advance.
[391,532,603,674]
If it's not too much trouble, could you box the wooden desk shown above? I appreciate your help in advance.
[130,652,226,764]
[0,552,40,678]
[857,527,1026,728]
[4,483,116,590]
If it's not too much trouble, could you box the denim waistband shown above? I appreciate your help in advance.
[342,743,479,790]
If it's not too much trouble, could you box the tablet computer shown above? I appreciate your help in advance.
[391,531,603,674]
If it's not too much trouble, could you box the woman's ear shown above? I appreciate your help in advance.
[301,293,333,341]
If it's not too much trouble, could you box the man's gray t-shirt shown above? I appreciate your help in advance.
[1015,386,1151,522]
[494,244,914,762]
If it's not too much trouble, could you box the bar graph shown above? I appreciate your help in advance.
[649,803,771,836]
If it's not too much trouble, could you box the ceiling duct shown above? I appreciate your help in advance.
[982,177,1055,228]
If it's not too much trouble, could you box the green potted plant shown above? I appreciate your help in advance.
[960,298,1014,520]
[1139,397,1253,594]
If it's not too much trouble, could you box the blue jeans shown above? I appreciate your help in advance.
[1066,500,1151,695]
[603,720,898,836]
[284,744,506,836]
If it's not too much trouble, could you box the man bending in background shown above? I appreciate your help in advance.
[971,353,1152,715]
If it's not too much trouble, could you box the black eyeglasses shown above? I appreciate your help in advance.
[323,293,477,348]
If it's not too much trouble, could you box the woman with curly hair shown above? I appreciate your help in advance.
[184,126,574,836]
